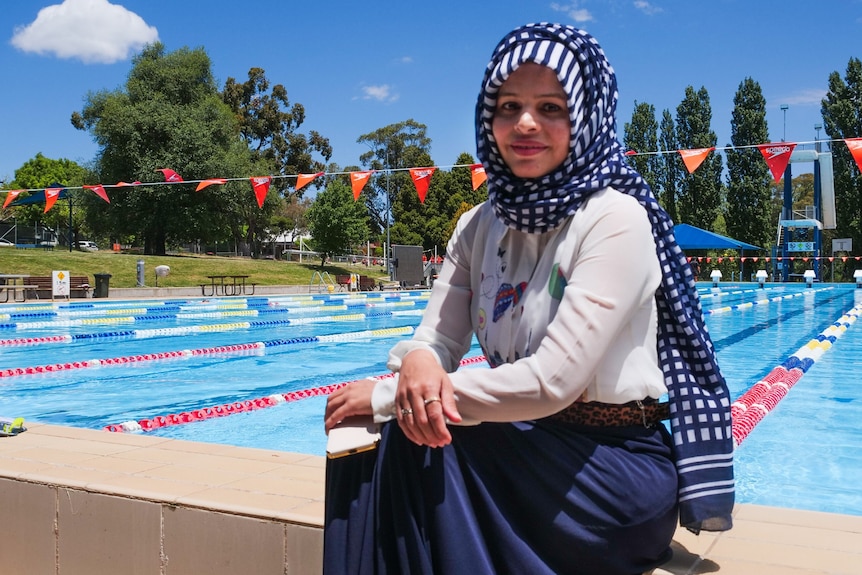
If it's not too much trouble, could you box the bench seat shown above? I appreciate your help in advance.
[24,276,91,299]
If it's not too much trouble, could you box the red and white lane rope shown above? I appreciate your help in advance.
[0,326,414,379]
[104,355,488,432]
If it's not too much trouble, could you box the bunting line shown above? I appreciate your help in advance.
[2,137,860,212]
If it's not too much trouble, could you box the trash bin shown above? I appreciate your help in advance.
[94,273,112,298]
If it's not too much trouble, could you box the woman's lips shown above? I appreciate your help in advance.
[510,141,546,156]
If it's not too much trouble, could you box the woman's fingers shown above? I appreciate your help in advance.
[394,350,458,447]
[397,390,452,447]
[324,379,375,432]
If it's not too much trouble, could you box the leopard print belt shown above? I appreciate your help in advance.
[547,399,670,428]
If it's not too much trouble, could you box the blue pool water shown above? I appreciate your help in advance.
[1,286,861,517]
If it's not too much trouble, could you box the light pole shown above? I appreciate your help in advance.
[780,104,789,141]
[385,160,392,281]
[814,123,822,152]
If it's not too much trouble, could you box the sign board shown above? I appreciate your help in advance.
[391,245,424,286]
[787,242,814,252]
[833,238,852,253]
[52,270,70,298]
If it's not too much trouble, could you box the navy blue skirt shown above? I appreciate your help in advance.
[325,419,678,574]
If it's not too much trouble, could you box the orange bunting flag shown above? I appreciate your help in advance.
[409,167,437,203]
[757,142,796,183]
[157,168,183,183]
[44,187,63,213]
[678,147,714,174]
[296,172,324,191]
[83,184,110,203]
[845,138,862,173]
[195,178,227,192]
[624,150,637,156]
[350,171,374,200]
[2,190,23,209]
[470,164,487,190]
[116,181,142,187]
[250,176,272,208]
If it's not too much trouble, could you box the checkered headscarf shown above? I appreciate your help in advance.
[477,23,734,533]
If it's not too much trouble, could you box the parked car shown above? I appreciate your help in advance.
[77,241,99,251]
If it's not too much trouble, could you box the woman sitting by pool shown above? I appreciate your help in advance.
[324,22,734,574]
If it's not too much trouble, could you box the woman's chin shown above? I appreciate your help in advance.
[508,161,558,179]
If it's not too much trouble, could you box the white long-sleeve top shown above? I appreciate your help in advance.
[371,187,666,424]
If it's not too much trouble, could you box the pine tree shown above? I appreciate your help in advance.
[623,101,660,193]
[822,57,862,252]
[656,109,681,223]
[675,86,724,229]
[725,78,772,250]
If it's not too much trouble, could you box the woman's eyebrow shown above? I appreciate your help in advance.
[498,89,567,98]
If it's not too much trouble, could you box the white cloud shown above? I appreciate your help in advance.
[361,84,399,103]
[633,1,663,15]
[778,89,827,106]
[11,0,158,64]
[397,56,413,64]
[550,2,594,23]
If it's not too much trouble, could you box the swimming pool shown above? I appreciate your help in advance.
[1,286,861,517]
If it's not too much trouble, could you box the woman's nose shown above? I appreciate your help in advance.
[515,110,538,132]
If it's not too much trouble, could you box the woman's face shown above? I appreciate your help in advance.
[491,63,571,179]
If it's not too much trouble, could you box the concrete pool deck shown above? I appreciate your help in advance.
[1,423,860,574]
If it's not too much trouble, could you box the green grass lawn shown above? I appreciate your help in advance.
[0,248,390,289]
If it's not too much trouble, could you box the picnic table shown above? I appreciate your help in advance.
[0,274,37,303]
[201,275,255,297]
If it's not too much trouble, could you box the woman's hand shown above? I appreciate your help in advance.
[324,378,376,433]
[396,350,462,448]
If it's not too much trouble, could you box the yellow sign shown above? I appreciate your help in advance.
[52,270,70,297]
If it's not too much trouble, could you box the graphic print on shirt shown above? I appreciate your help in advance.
[478,246,504,325]
[548,263,567,300]
[493,282,527,322]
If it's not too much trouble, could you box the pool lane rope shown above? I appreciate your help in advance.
[0,299,424,331]
[105,355,489,433]
[0,326,414,379]
[106,300,862,442]
[0,309,421,347]
[703,286,833,315]
[730,303,862,447]
[0,291,432,322]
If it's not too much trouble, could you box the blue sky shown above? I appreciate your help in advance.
[2,0,861,185]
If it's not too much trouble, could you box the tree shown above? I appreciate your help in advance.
[72,43,252,255]
[306,177,370,268]
[821,57,862,251]
[623,101,660,192]
[267,195,311,259]
[725,78,772,250]
[222,67,332,195]
[5,153,88,247]
[222,68,333,258]
[357,120,432,248]
[656,109,681,223]
[423,152,487,255]
[676,86,724,229]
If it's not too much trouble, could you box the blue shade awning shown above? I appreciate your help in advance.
[8,184,69,206]
[673,223,763,251]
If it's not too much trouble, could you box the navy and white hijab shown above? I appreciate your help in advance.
[477,23,734,533]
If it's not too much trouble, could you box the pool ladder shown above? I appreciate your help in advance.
[310,271,337,293]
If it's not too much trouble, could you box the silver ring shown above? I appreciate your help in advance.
[401,408,413,416]
[423,396,441,405]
